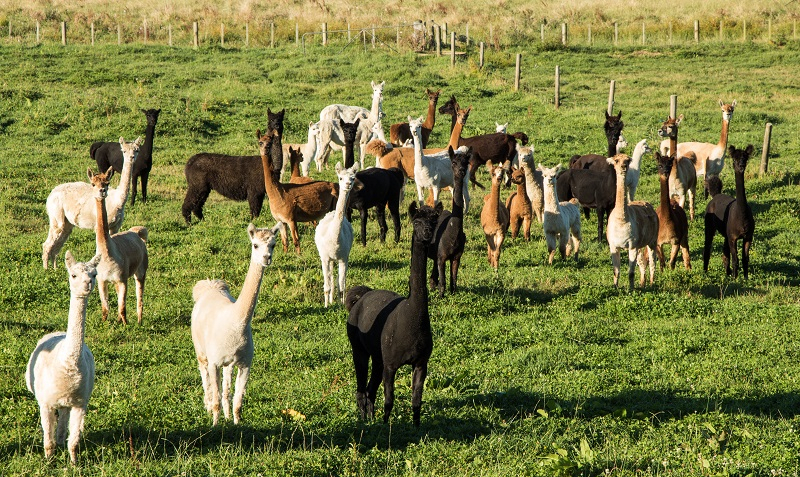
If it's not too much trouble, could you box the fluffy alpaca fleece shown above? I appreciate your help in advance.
[539,164,582,264]
[516,146,544,224]
[480,165,511,270]
[505,166,533,241]
[43,137,141,269]
[191,223,281,426]
[26,251,100,464]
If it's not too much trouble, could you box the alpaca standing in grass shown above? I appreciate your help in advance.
[43,137,141,269]
[282,121,320,178]
[315,162,359,307]
[191,222,281,426]
[516,146,544,224]
[26,251,100,464]
[91,167,149,325]
[345,202,442,427]
[505,166,533,241]
[390,88,440,147]
[540,164,582,264]
[658,116,698,220]
[655,151,691,270]
[605,154,659,289]
[480,165,510,271]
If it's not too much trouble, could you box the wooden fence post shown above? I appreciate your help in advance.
[168,24,172,46]
[118,24,122,45]
[588,24,592,45]
[540,24,545,42]
[450,31,455,66]
[36,21,40,44]
[435,25,441,56]
[220,23,224,46]
[322,22,327,46]
[193,21,199,48]
[760,123,773,176]
[91,22,95,46]
[607,80,615,116]
[443,22,447,41]
[561,23,567,45]
[694,20,699,42]
[61,21,66,45]
[554,65,560,108]
[270,22,275,48]
[479,41,484,68]
[143,19,148,43]
[670,94,678,120]
[614,22,618,45]
[489,25,493,49]
[372,26,376,48]
[514,53,521,92]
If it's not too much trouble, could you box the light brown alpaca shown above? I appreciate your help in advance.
[288,147,313,184]
[657,116,698,220]
[605,154,659,290]
[257,131,339,253]
[480,165,510,270]
[91,168,148,325]
[389,88,441,147]
[505,166,532,241]
[655,152,691,270]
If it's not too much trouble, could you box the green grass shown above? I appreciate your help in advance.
[1,39,800,476]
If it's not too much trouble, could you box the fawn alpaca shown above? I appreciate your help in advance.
[505,166,533,241]
[26,251,100,464]
[480,166,511,270]
[390,88,440,147]
[655,152,691,270]
[191,223,281,425]
[345,202,443,427]
[540,164,582,264]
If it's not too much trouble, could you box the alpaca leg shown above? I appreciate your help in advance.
[388,197,402,243]
[703,215,715,272]
[182,184,211,224]
[545,233,558,265]
[742,240,752,279]
[135,276,145,325]
[130,176,139,206]
[648,245,657,284]
[668,243,680,270]
[115,281,128,325]
[494,233,505,269]
[248,192,264,219]
[375,207,389,243]
[42,220,74,269]
[321,257,332,307]
[221,364,233,421]
[656,244,666,270]
[416,184,425,206]
[140,173,149,204]
[359,207,369,246]
[365,356,384,420]
[337,260,348,304]
[98,280,110,322]
[627,248,639,290]
[558,232,569,260]
[67,406,85,464]
[347,326,371,419]
[207,364,221,425]
[56,406,69,446]
[610,251,621,288]
[722,237,732,275]
[510,218,520,240]
[597,208,605,242]
[523,217,531,241]
[729,237,740,279]
[411,363,428,427]
[382,366,398,423]
[434,256,446,297]
[278,222,289,253]
[450,257,461,294]
[40,405,57,459]
[289,222,301,254]
[571,224,582,260]
[681,241,692,270]
[688,188,695,221]
[196,356,212,412]
[232,366,250,425]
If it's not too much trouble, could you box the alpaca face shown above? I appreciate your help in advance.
[438,95,458,115]
[538,164,560,188]
[449,147,470,180]
[307,122,320,139]
[248,223,280,267]
[604,110,624,142]
[335,163,359,193]
[119,137,141,164]
[655,152,674,177]
[729,144,754,174]
[142,108,161,126]
[720,100,736,122]
[289,147,304,170]
[490,165,506,186]
[457,107,471,125]
[65,251,99,298]
[339,119,360,145]
[267,108,285,136]
[658,115,683,140]
[607,154,632,173]
[426,88,441,105]
[407,117,424,139]
[510,167,525,185]
[88,168,112,200]
[616,134,628,151]
[256,130,276,158]
[408,202,442,243]
[371,81,384,105]
[495,122,508,134]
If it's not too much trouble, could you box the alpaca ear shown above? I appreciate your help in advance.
[728,145,735,156]
[87,168,94,180]
[134,136,143,146]
[119,137,125,145]
[353,118,360,128]
[335,162,343,174]
[64,250,76,268]
[270,222,283,236]
[408,201,419,219]
[605,110,611,119]
[434,201,444,214]
[407,115,413,123]
[617,111,622,119]
[745,144,755,156]
[731,100,737,108]
[606,157,615,166]
[89,253,101,267]
[447,145,454,156]
[256,129,262,139]
[555,164,562,173]
[247,223,256,239]
[675,114,684,125]
[719,99,724,108]
[371,80,376,88]
[339,118,346,129]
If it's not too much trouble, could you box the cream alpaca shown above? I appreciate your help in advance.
[191,222,281,425]
[315,162,359,307]
[42,137,141,269]
[540,164,582,264]
[624,138,652,201]
[516,145,544,223]
[26,251,100,464]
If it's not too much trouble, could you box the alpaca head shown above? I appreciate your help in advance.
[634,139,651,157]
[495,122,508,134]
[509,166,526,185]
[87,167,113,200]
[119,136,141,164]
[518,146,534,168]
[426,88,441,105]
[64,250,100,298]
[334,161,360,194]
[247,222,281,267]
[438,95,459,115]
[538,163,561,188]
[142,108,161,126]
[288,147,304,170]
[616,133,628,151]
[705,175,724,197]
[654,151,675,178]
[448,146,471,181]
[456,106,472,126]
[604,110,624,143]
[408,201,443,244]
[371,80,385,103]
[489,165,507,186]
[720,99,737,122]
[407,116,425,138]
[657,115,683,140]
[339,118,361,146]
[606,153,632,173]
[307,121,320,140]
[267,108,285,136]
[256,129,277,162]
[729,144,754,174]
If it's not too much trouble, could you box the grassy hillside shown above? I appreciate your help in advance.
[1,37,800,475]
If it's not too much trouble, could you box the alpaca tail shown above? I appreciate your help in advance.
[511,132,529,146]
[366,139,390,158]
[90,142,102,160]
[345,285,373,312]
[130,226,149,243]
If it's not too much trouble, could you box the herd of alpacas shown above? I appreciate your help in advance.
[28,80,757,463]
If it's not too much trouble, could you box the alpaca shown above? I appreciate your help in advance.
[539,164,582,264]
[427,146,470,297]
[658,116,698,220]
[26,251,100,464]
[340,118,361,168]
[43,137,141,269]
[660,100,736,193]
[480,165,511,271]
[257,130,339,253]
[568,111,625,171]
[348,165,404,246]
[616,134,628,153]
[287,145,313,184]
[439,94,460,134]
[345,201,443,427]
[505,166,533,241]
[703,145,755,279]
[556,166,616,242]
[568,138,649,202]
[495,122,507,133]
[282,121,320,178]
[516,146,544,224]
[191,222,281,426]
[390,88,440,148]
[315,163,359,307]
[603,111,625,157]
[267,108,285,178]
[320,80,384,122]
[91,168,149,325]
[605,154,659,290]
[458,129,518,190]
[91,109,160,205]
[655,151,691,270]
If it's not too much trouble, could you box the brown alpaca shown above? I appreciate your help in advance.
[658,116,698,220]
[91,168,148,325]
[390,88,441,147]
[505,166,532,241]
[257,131,338,253]
[288,147,313,184]
[655,152,691,270]
[480,166,510,270]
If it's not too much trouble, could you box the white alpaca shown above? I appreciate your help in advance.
[314,162,359,307]
[319,80,384,122]
[408,116,471,210]
[42,137,141,269]
[191,222,281,426]
[495,122,508,133]
[26,251,100,464]
[625,139,652,201]
[616,134,628,153]
[517,145,544,223]
[282,122,320,178]
[539,164,582,264]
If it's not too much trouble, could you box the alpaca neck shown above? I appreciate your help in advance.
[411,131,424,170]
[58,291,89,367]
[452,173,465,219]
[260,153,285,202]
[630,144,645,171]
[447,119,466,150]
[422,99,436,130]
[108,153,135,213]
[233,258,266,323]
[658,173,671,213]
[95,196,114,256]
[607,138,617,158]
[517,181,530,206]
[719,118,730,149]
[344,140,356,169]
[613,169,629,221]
[407,235,430,322]
[543,181,559,213]
[489,178,502,211]
[449,113,457,134]
[269,135,283,182]
[734,168,747,208]
[669,134,678,158]
[290,155,302,180]
[370,94,382,121]
[334,183,353,222]
[141,123,156,159]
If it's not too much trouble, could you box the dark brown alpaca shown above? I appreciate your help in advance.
[655,152,690,270]
[390,89,440,148]
[267,108,285,179]
[556,167,616,242]
[257,130,338,253]
[703,144,755,279]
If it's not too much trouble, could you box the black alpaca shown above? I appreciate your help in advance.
[345,202,443,427]
[703,144,755,279]
[427,146,470,297]
[340,118,360,169]
[557,167,616,242]
[348,166,404,246]
[267,108,285,179]
[91,108,161,205]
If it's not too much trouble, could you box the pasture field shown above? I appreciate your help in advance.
[1,37,800,476]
